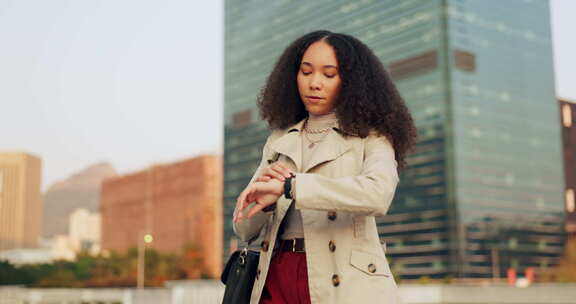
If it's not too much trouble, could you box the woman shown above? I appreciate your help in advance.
[233,30,417,304]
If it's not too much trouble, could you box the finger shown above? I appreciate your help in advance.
[246,203,267,218]
[236,188,248,211]
[234,191,247,223]
[234,194,244,223]
[233,212,242,223]
[274,163,293,178]
[256,176,272,182]
[237,187,252,214]
[235,181,261,223]
[272,164,291,178]
[265,168,285,181]
[271,169,289,180]
[244,188,258,209]
[239,187,257,214]
[233,198,245,222]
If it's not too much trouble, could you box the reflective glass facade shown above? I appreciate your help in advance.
[446,0,565,278]
[224,0,565,279]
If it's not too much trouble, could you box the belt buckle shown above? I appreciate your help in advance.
[292,239,296,252]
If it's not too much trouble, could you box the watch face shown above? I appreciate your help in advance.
[284,177,293,199]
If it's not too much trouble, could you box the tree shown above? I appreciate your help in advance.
[0,260,26,285]
[180,242,205,279]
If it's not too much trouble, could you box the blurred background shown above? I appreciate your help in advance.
[1,0,575,303]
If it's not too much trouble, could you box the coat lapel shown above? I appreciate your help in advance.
[269,119,305,172]
[302,126,353,173]
[269,118,353,173]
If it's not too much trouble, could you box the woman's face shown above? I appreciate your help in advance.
[297,40,342,115]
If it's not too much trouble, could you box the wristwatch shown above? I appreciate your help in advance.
[284,174,295,199]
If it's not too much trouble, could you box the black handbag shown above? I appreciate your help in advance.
[221,247,260,304]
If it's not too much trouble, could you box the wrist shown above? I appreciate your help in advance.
[271,179,284,196]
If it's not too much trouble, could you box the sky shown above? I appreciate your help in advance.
[0,0,223,190]
[0,0,574,191]
[550,0,576,101]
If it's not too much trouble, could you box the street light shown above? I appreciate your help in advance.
[138,165,155,289]
[137,232,153,289]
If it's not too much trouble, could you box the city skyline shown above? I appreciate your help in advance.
[0,0,575,191]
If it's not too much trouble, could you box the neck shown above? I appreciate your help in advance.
[308,111,337,121]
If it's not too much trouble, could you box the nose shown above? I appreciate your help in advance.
[309,74,322,91]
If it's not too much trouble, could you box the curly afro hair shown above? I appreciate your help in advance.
[257,30,417,171]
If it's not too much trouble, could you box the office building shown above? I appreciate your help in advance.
[224,0,565,279]
[0,152,42,251]
[69,208,101,255]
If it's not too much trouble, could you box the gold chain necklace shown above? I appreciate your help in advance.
[303,118,333,149]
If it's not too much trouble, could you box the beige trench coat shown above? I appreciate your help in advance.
[233,118,402,304]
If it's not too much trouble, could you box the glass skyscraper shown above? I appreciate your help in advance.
[224,0,565,280]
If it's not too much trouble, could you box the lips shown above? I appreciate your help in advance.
[306,96,323,99]
[305,96,323,104]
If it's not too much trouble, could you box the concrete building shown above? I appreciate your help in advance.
[69,208,101,255]
[0,152,42,251]
[1,209,101,264]
[223,1,565,280]
[48,234,76,261]
[101,155,222,278]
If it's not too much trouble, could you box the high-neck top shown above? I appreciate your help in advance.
[305,111,338,132]
[279,111,338,240]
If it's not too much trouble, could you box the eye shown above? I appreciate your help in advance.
[325,74,336,78]
[301,70,311,75]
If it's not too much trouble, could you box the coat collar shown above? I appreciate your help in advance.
[269,118,354,173]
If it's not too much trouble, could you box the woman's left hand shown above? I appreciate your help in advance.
[234,179,284,223]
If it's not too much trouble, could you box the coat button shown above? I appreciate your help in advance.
[332,274,340,287]
[328,240,336,252]
[327,211,337,221]
[261,240,269,252]
[256,269,261,280]
[368,263,376,273]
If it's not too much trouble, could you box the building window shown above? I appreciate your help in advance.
[232,109,252,128]
[453,49,476,72]
[388,50,438,81]
[510,258,519,269]
[537,240,547,250]
[508,238,517,249]
[566,188,575,213]
[562,104,572,127]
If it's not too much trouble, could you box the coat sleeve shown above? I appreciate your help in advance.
[293,133,399,217]
[232,135,275,243]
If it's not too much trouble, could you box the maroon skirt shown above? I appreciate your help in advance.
[259,251,311,304]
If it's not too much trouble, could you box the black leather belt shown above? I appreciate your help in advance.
[278,238,305,252]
